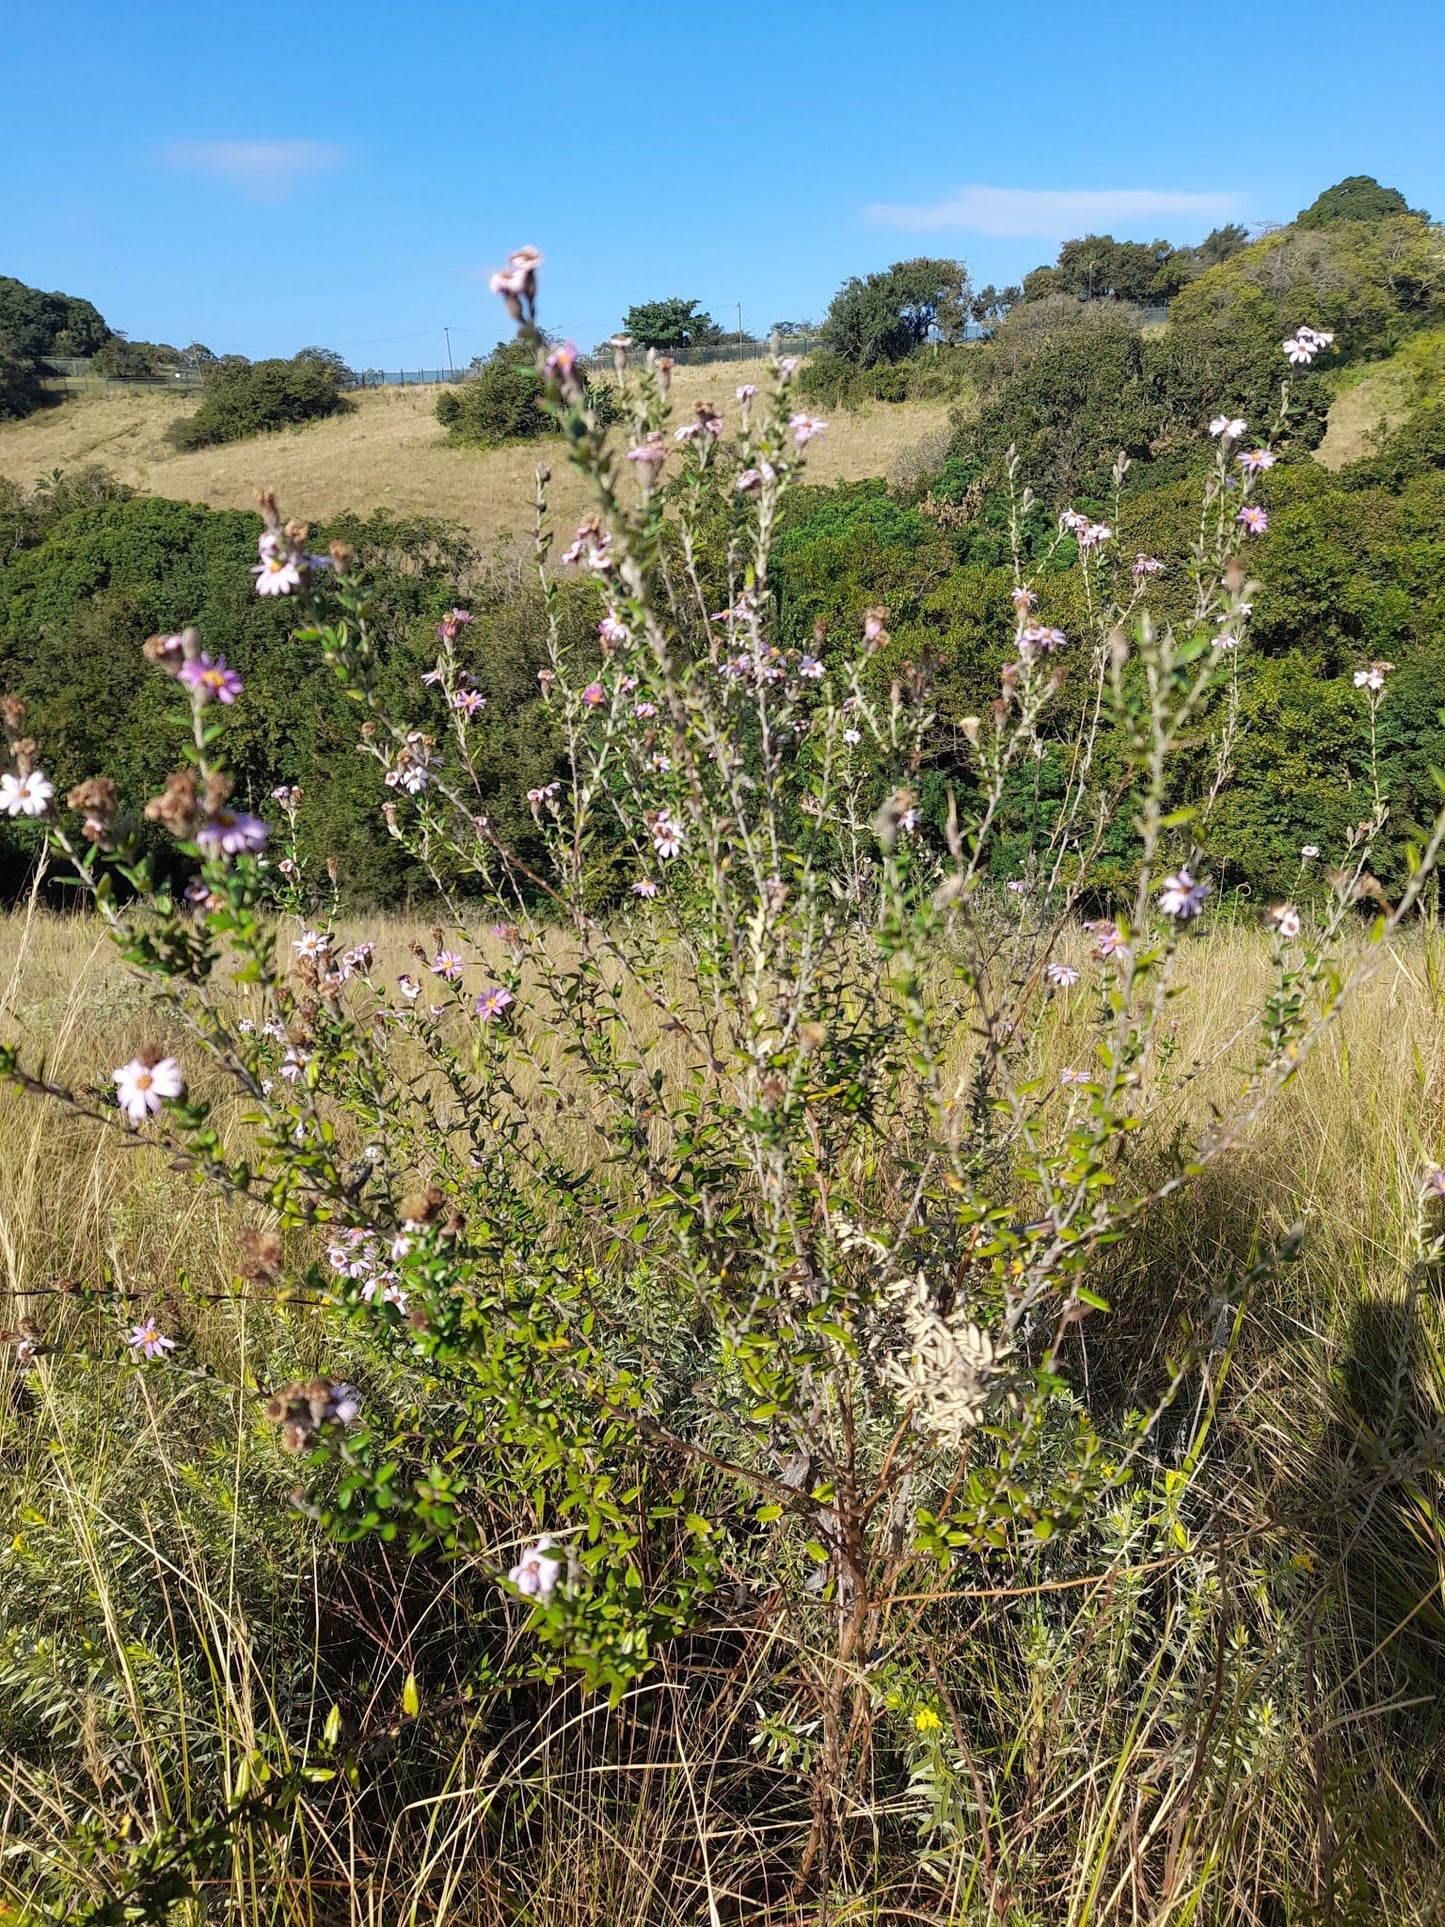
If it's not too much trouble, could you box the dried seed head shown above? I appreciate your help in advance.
[400,1185,444,1228]
[237,1227,283,1283]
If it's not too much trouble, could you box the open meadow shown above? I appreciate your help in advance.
[0,367,956,549]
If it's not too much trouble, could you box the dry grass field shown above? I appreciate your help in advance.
[0,364,956,547]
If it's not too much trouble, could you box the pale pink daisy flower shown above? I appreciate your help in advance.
[0,770,53,817]
[1158,869,1211,919]
[431,951,464,980]
[293,930,329,960]
[509,1536,562,1600]
[631,878,658,898]
[1131,554,1165,578]
[1353,660,1394,691]
[1209,416,1247,440]
[1424,1166,1445,1198]
[1237,448,1276,476]
[1084,919,1128,959]
[196,809,268,856]
[114,1054,185,1123]
[1236,505,1269,535]
[252,534,302,597]
[1010,585,1038,613]
[581,682,606,706]
[843,727,862,745]
[128,1319,176,1360]
[797,654,824,680]
[1078,522,1112,550]
[1059,1067,1090,1086]
[598,613,629,645]
[1046,962,1080,987]
[736,382,758,401]
[1268,904,1302,939]
[1300,844,1320,860]
[634,701,658,720]
[474,985,514,1021]
[788,412,827,445]
[396,974,421,1001]
[1018,625,1068,658]
[453,689,486,716]
[648,810,684,860]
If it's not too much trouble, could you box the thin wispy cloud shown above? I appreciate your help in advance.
[865,185,1244,237]
[164,140,346,203]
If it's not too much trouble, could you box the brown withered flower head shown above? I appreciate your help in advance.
[145,770,199,839]
[263,1376,360,1452]
[68,776,119,847]
[237,1227,283,1284]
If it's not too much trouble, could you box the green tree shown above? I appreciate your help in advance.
[1297,175,1424,228]
[821,258,970,366]
[0,276,112,359]
[1053,235,1177,303]
[621,298,722,351]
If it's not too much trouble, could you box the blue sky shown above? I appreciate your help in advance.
[4,0,1440,365]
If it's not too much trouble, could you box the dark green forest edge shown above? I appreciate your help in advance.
[2,175,1442,909]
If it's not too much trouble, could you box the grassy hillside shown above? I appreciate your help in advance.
[0,363,955,546]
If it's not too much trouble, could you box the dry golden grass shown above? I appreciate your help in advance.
[0,364,955,549]
[1315,357,1414,469]
[0,904,1439,1316]
[4,907,1445,1925]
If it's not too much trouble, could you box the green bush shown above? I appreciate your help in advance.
[437,338,552,445]
[794,344,972,409]
[0,343,47,421]
[169,348,353,450]
[0,489,600,902]
[440,340,616,445]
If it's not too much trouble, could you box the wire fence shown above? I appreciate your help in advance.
[39,312,1165,398]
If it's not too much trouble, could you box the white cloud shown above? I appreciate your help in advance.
[865,185,1244,238]
[164,140,345,203]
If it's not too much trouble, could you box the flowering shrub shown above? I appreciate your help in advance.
[5,250,1442,1885]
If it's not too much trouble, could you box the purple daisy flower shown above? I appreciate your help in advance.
[178,654,244,705]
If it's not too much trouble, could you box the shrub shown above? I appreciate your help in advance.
[169,348,354,449]
[0,341,47,421]
[440,340,617,445]
[8,271,1437,1915]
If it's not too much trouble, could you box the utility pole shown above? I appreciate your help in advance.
[737,301,743,353]
[444,326,454,376]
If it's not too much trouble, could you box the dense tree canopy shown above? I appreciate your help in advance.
[0,275,113,360]
[821,258,970,366]
[1297,174,1424,228]
[620,298,722,351]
